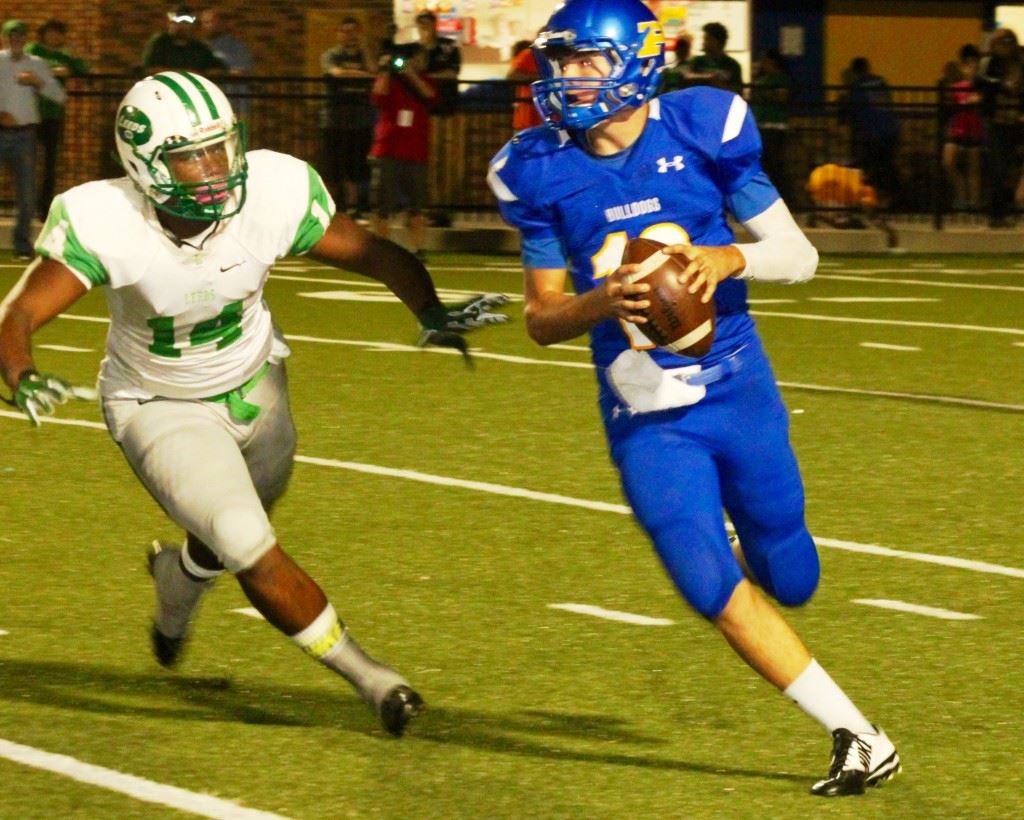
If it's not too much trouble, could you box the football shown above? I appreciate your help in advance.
[621,237,716,357]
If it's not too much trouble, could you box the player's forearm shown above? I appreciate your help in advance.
[733,198,818,284]
[524,289,605,346]
[0,306,36,391]
[349,233,443,317]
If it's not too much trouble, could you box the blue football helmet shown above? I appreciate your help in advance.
[531,0,666,131]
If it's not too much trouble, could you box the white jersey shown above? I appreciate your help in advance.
[35,150,335,400]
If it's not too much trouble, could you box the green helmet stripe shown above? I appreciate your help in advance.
[180,71,221,119]
[151,74,200,127]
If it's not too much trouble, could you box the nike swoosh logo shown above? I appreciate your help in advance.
[220,263,242,272]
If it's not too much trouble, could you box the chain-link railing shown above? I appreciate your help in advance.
[4,75,1017,229]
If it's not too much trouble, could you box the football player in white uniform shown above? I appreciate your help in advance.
[0,71,476,736]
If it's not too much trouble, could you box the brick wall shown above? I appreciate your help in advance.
[8,0,395,74]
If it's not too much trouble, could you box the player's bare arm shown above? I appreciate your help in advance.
[306,213,474,356]
[0,258,86,390]
[307,213,444,318]
[523,265,650,345]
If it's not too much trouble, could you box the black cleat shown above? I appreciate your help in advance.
[378,685,424,737]
[146,541,188,669]
[150,623,185,668]
[811,726,901,797]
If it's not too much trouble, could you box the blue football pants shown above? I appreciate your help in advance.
[602,336,820,619]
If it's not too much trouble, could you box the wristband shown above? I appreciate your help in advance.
[417,303,448,331]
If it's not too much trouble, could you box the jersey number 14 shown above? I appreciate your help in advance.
[147,301,243,359]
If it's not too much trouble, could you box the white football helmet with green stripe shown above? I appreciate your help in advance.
[115,71,247,221]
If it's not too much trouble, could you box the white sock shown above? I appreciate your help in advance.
[291,604,406,706]
[784,659,875,735]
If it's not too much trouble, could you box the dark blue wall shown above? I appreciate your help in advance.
[753,0,826,102]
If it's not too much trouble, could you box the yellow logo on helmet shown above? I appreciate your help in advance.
[636,21,665,59]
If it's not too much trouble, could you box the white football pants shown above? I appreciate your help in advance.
[102,361,296,573]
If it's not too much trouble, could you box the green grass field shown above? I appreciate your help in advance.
[1,252,1021,819]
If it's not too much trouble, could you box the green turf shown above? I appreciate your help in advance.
[0,253,1020,818]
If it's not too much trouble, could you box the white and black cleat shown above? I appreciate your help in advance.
[146,541,187,668]
[378,685,425,737]
[811,726,901,796]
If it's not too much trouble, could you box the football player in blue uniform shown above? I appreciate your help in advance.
[488,0,900,796]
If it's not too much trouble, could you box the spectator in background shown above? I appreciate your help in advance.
[978,28,1023,227]
[660,35,693,93]
[370,47,436,260]
[0,19,66,259]
[25,19,88,220]
[941,45,984,210]
[200,9,253,118]
[689,22,742,93]
[141,6,226,75]
[507,38,541,131]
[415,11,460,116]
[320,17,376,217]
[843,57,900,207]
[749,49,792,203]
[415,11,459,228]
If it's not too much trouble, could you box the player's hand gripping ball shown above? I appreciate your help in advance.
[621,237,716,357]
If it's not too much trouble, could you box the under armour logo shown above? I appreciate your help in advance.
[656,155,685,173]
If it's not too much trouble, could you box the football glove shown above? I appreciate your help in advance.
[4,370,98,426]
[443,293,510,331]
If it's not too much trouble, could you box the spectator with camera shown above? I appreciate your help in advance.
[369,47,437,260]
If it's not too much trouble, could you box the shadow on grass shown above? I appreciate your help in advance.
[0,658,807,784]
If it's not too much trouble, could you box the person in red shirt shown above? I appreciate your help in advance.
[507,38,542,131]
[369,47,436,258]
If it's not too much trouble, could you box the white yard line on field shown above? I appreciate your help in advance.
[44,315,1024,409]
[851,599,981,620]
[547,603,675,626]
[808,297,938,303]
[775,380,1024,412]
[1,409,1023,580]
[270,273,524,300]
[37,344,95,353]
[0,738,290,819]
[816,273,1024,292]
[751,310,1024,336]
[859,342,921,352]
[0,629,8,636]
[283,335,594,369]
[230,608,265,620]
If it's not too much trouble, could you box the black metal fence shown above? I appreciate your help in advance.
[7,74,1018,227]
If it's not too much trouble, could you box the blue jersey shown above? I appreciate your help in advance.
[489,87,772,369]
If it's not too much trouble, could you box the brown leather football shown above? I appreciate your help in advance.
[621,237,716,357]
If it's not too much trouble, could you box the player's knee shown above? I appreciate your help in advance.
[206,504,276,574]
[764,534,820,607]
[652,527,743,619]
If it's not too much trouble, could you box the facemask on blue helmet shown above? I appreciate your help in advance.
[531,0,666,131]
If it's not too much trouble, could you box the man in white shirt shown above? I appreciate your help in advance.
[0,19,65,258]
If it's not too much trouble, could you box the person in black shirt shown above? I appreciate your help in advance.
[414,11,460,116]
[319,17,376,216]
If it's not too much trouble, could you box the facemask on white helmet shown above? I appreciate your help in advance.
[114,71,247,221]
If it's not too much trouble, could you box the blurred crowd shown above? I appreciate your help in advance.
[5,5,1024,259]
